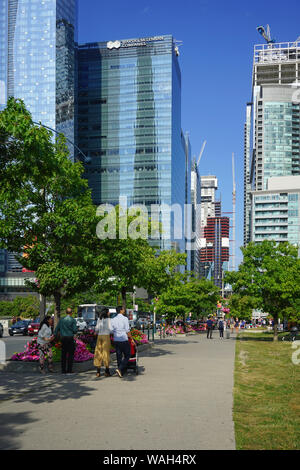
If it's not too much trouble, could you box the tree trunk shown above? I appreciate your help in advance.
[39,294,46,322]
[273,313,278,342]
[54,292,61,328]
[121,287,127,311]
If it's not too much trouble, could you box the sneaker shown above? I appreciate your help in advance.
[115,368,123,378]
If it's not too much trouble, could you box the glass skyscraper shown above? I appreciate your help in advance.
[78,35,188,254]
[0,0,78,299]
[1,0,77,155]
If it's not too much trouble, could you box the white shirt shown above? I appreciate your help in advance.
[95,317,112,335]
[37,324,52,346]
[111,314,130,342]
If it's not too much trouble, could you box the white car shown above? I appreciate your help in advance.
[76,318,87,331]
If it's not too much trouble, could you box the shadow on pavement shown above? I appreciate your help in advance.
[0,373,96,406]
[0,411,38,450]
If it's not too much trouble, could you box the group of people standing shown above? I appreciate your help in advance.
[206,317,241,339]
[36,306,136,378]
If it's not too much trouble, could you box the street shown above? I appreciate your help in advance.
[1,334,30,360]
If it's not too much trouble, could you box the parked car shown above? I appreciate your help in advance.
[0,322,3,338]
[27,318,40,336]
[9,320,31,336]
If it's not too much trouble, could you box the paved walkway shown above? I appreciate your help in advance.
[0,333,236,450]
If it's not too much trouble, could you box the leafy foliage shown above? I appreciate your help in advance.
[0,295,39,318]
[225,241,300,340]
[155,274,220,321]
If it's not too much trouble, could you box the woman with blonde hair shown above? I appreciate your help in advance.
[94,307,112,378]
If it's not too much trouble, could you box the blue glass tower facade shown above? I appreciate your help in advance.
[1,0,77,156]
[78,36,188,253]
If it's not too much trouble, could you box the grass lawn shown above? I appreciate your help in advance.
[233,331,300,450]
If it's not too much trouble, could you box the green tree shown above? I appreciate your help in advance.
[0,295,39,318]
[228,294,257,322]
[142,249,187,299]
[0,98,106,324]
[155,275,220,323]
[94,205,185,310]
[225,241,300,341]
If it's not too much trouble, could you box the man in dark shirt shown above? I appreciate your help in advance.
[206,318,214,339]
[218,319,224,338]
[54,308,78,374]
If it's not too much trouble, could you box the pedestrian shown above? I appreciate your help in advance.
[54,307,78,374]
[230,317,234,334]
[218,319,224,338]
[111,306,134,378]
[206,317,213,339]
[234,318,240,334]
[94,306,112,378]
[37,315,55,374]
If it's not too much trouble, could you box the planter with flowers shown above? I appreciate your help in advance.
[165,325,186,336]
[130,329,149,345]
[9,328,150,370]
[11,337,94,363]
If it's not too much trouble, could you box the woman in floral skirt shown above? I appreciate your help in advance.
[37,316,55,374]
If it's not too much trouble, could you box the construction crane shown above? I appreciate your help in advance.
[232,152,236,272]
[257,25,276,44]
[197,140,207,167]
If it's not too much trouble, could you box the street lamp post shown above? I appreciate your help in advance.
[32,121,91,164]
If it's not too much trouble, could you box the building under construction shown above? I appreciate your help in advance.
[199,175,230,292]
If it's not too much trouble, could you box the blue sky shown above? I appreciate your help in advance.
[78,0,300,266]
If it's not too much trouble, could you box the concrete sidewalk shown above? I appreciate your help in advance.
[0,333,236,450]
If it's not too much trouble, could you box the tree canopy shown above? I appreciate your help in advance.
[155,274,220,322]
[225,240,300,340]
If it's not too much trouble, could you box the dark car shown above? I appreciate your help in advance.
[0,322,3,338]
[28,318,40,336]
[9,320,30,336]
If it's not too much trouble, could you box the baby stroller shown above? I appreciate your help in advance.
[127,339,139,375]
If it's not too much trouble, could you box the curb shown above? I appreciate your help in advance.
[0,342,152,374]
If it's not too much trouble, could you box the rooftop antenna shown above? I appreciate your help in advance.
[256,24,276,45]
[174,39,183,56]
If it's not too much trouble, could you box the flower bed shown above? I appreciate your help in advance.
[130,329,149,345]
[10,328,149,362]
[165,326,185,335]
[11,337,94,363]
[191,325,206,332]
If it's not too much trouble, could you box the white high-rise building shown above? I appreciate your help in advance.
[244,37,300,246]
